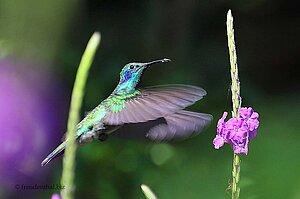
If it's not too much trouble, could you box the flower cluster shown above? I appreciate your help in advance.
[51,193,61,199]
[213,107,259,155]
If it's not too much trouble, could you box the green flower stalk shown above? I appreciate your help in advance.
[141,184,158,199]
[60,32,101,199]
[227,10,241,199]
[213,10,260,198]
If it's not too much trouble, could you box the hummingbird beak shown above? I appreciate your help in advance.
[143,58,171,68]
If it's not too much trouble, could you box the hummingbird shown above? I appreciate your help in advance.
[41,58,212,166]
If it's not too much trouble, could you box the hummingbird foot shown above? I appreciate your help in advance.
[78,130,95,144]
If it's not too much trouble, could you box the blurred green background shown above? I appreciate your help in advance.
[0,0,299,199]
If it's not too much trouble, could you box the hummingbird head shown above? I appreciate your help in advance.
[113,58,171,94]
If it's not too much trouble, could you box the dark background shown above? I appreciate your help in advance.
[0,0,299,199]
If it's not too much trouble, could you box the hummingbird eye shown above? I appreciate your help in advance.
[129,65,134,69]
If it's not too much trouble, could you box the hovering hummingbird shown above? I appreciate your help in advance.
[41,58,212,166]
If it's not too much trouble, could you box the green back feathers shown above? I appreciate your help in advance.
[105,90,142,113]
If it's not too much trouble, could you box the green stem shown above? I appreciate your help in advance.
[141,184,158,199]
[226,10,241,199]
[60,32,101,199]
[231,153,240,199]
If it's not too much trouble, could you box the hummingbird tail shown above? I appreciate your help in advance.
[41,142,66,166]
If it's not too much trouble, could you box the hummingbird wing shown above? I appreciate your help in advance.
[103,84,207,125]
[112,110,212,141]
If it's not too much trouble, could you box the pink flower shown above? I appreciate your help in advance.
[213,107,260,155]
[51,193,61,199]
[240,107,260,132]
[213,135,225,149]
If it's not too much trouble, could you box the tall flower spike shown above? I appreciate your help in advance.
[213,10,261,199]
[227,9,242,199]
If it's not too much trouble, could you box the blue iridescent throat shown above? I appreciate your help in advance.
[113,69,144,95]
[121,70,132,84]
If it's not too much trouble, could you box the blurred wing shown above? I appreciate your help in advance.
[112,110,213,141]
[103,84,207,125]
